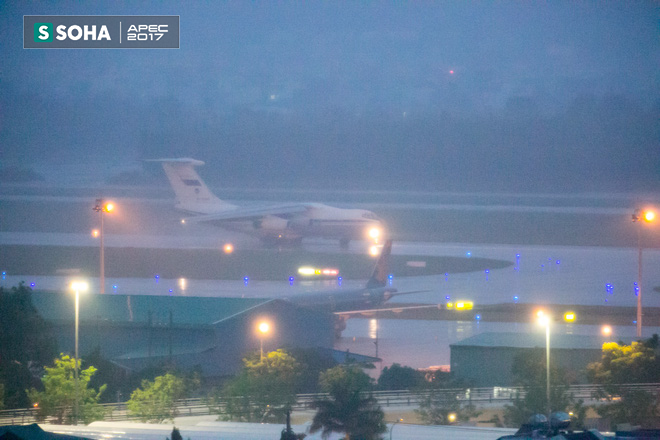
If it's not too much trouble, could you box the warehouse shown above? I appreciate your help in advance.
[30,291,336,378]
[450,332,624,387]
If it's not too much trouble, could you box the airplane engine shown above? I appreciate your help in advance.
[253,215,289,231]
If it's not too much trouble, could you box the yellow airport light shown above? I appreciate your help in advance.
[455,301,473,310]
[298,266,316,276]
[447,300,473,310]
[563,311,576,323]
[448,412,457,423]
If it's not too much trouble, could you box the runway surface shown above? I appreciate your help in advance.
[1,185,660,370]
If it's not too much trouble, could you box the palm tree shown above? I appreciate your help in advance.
[310,365,386,440]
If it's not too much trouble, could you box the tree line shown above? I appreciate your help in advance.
[2,283,660,435]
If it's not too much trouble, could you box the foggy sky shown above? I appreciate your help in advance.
[1,1,658,193]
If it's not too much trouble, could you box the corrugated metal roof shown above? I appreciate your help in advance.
[31,291,270,326]
[450,332,633,350]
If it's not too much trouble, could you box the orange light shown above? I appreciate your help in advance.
[104,202,114,213]
[91,229,100,238]
[258,322,270,335]
[223,243,234,254]
[644,211,655,222]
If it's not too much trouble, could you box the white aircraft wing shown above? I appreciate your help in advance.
[182,203,309,223]
[335,304,443,316]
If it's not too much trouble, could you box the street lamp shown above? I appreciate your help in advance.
[389,418,403,440]
[93,199,114,294]
[632,208,655,338]
[536,310,552,422]
[535,309,576,424]
[257,321,271,360]
[71,280,88,425]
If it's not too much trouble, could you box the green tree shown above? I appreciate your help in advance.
[27,354,106,424]
[415,386,480,425]
[0,283,57,408]
[377,363,425,391]
[502,349,574,427]
[127,372,189,423]
[586,337,660,427]
[310,365,386,440]
[212,349,300,423]
[287,347,337,393]
[587,339,660,385]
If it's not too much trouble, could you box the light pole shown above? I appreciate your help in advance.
[71,281,88,425]
[389,418,403,440]
[93,199,114,294]
[536,310,575,423]
[632,209,655,338]
[537,311,551,421]
[258,321,270,360]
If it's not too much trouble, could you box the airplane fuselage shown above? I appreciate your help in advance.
[184,203,382,243]
[155,158,383,246]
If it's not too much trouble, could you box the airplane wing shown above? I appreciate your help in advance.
[335,303,443,316]
[182,203,310,223]
[387,289,431,298]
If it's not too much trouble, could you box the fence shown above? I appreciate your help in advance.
[2,383,659,426]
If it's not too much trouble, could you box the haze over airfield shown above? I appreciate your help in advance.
[2,1,658,193]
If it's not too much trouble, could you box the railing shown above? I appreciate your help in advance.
[2,383,659,425]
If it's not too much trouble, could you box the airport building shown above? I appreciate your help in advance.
[30,292,337,378]
[449,332,624,387]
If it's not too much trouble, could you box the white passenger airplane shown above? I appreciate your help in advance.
[151,158,384,247]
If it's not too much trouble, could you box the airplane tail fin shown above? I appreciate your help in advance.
[147,158,235,214]
[366,239,392,289]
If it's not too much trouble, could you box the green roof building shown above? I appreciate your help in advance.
[31,292,335,378]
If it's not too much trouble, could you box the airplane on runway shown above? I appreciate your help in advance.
[151,158,383,247]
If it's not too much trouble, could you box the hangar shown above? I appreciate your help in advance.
[450,332,626,387]
[30,291,337,378]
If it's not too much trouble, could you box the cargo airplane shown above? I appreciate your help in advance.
[152,158,383,247]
